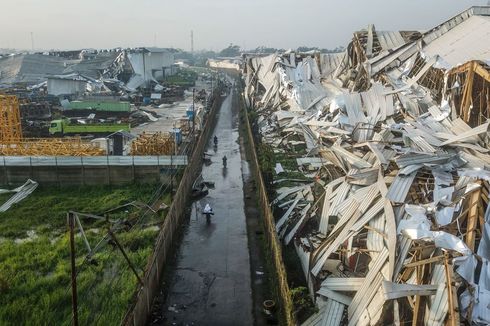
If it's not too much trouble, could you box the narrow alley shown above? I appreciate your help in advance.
[152,81,253,325]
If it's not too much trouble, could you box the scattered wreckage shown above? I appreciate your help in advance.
[244,6,490,325]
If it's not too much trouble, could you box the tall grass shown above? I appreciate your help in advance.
[0,184,166,325]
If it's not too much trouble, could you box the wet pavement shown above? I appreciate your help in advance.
[154,82,253,325]
[131,79,211,136]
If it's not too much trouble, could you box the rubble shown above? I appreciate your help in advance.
[244,6,490,325]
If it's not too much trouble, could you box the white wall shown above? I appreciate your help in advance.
[128,51,175,81]
[47,78,87,96]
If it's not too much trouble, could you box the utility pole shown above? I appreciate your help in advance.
[192,88,195,132]
[68,212,79,326]
[190,30,194,54]
[30,32,34,52]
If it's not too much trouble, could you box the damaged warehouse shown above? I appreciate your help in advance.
[244,6,490,325]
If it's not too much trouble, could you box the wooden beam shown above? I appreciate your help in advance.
[444,255,460,326]
[412,252,426,326]
[404,255,445,268]
[466,181,481,251]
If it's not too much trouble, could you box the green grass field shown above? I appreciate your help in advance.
[0,184,169,325]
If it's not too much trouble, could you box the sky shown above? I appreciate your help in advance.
[0,0,487,51]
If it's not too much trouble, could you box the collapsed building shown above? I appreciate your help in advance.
[0,48,191,140]
[0,47,177,95]
[244,6,490,325]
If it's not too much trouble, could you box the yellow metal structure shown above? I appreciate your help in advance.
[131,132,173,155]
[0,95,22,141]
[0,138,105,156]
[0,95,104,156]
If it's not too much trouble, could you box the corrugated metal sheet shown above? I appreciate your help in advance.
[327,181,351,217]
[423,15,490,68]
[319,186,332,234]
[376,31,406,51]
[439,122,490,146]
[426,265,447,324]
[311,210,360,276]
[321,299,345,326]
[350,199,384,232]
[320,53,345,78]
[285,203,310,244]
[0,179,38,212]
[331,146,372,169]
[367,213,385,263]
[275,193,301,232]
[348,258,388,326]
[395,152,453,168]
[317,287,352,306]
[386,170,417,203]
[321,277,365,291]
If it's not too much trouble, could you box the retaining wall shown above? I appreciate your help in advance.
[240,88,296,325]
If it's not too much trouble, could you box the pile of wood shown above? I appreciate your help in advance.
[130,132,174,155]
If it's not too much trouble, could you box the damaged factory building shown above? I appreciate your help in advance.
[244,6,490,326]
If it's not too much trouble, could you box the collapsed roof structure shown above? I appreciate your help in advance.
[244,6,490,325]
[0,48,177,94]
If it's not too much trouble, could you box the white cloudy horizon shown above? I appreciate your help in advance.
[0,0,486,52]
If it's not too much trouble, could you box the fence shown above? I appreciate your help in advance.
[0,155,188,166]
[122,86,224,326]
[0,155,188,187]
[240,93,296,324]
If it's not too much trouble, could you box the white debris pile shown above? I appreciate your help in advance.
[244,6,490,325]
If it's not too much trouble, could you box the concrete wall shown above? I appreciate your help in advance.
[0,165,170,187]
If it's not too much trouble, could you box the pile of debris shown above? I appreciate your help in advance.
[130,132,174,155]
[244,6,490,325]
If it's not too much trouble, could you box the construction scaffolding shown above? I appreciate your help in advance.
[130,132,174,155]
[0,95,22,142]
[0,95,105,156]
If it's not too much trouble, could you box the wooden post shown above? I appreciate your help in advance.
[109,230,143,286]
[68,212,79,326]
[461,62,476,123]
[444,254,459,326]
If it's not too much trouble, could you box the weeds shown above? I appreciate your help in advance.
[0,184,164,325]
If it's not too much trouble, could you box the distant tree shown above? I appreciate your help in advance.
[296,46,346,53]
[219,44,241,57]
[297,46,320,53]
[252,46,284,54]
[174,50,194,60]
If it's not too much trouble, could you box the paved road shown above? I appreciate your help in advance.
[155,83,253,325]
[131,79,211,136]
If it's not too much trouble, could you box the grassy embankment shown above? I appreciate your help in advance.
[0,184,170,325]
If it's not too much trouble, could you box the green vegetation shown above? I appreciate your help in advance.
[164,68,198,86]
[290,286,317,322]
[0,184,168,325]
